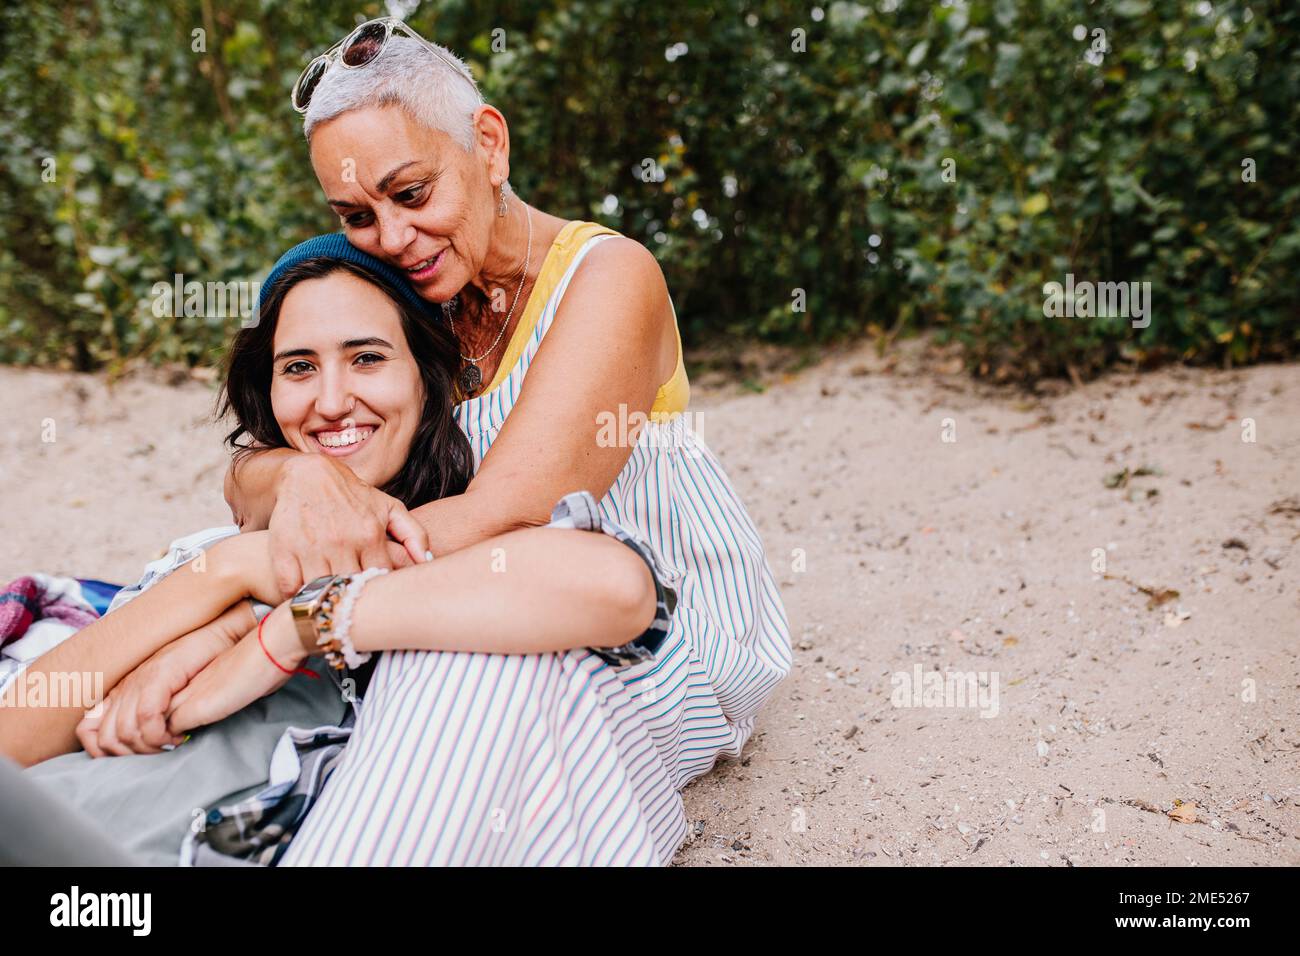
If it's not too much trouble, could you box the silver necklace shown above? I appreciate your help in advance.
[442,202,533,395]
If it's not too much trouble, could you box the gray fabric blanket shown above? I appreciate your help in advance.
[23,655,346,866]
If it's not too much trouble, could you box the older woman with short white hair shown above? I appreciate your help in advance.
[226,18,791,865]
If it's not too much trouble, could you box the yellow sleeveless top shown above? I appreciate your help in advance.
[481,220,690,420]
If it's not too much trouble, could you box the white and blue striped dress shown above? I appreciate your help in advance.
[280,222,791,865]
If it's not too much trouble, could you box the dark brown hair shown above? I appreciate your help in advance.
[217,258,473,508]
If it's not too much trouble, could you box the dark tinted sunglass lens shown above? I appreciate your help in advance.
[294,58,328,110]
[341,22,388,67]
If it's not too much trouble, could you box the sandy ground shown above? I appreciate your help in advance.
[1,342,1296,867]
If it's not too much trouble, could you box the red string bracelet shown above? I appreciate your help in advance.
[258,612,319,680]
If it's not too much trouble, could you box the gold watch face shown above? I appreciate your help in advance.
[291,575,339,656]
[293,575,337,613]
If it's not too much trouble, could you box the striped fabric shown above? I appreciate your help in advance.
[281,224,791,866]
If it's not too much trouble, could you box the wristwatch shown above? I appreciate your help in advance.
[290,573,344,663]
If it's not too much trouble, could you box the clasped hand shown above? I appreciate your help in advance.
[76,527,410,756]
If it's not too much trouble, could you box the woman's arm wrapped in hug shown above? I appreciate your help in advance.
[0,524,658,768]
[0,531,281,766]
[165,524,659,734]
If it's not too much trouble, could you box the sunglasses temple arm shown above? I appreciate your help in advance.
[392,22,480,94]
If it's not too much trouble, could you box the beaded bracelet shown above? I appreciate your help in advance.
[329,567,388,670]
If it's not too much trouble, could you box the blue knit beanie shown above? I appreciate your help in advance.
[256,232,443,322]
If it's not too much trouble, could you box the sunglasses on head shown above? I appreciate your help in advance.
[291,16,482,114]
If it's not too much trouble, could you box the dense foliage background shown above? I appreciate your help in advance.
[1,0,1296,380]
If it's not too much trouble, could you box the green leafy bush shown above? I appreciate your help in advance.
[1,0,1296,380]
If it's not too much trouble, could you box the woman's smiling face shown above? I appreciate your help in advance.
[269,270,424,487]
[308,104,502,302]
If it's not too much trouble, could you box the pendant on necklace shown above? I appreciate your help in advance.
[459,363,483,394]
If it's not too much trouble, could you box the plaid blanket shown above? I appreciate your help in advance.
[0,575,101,651]
[0,574,122,697]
